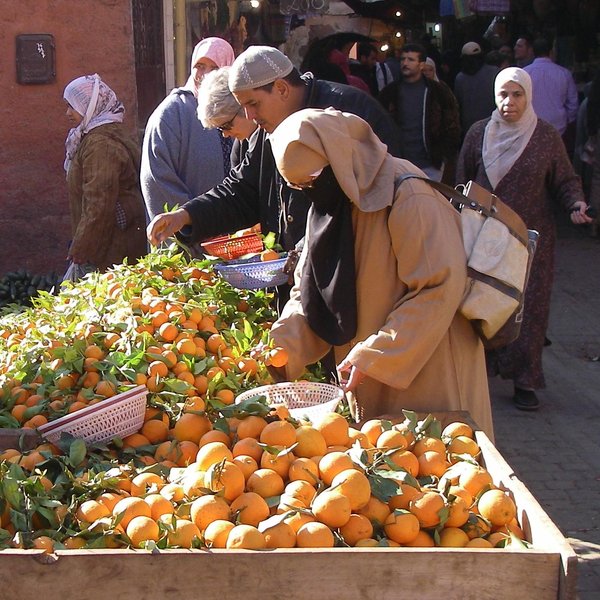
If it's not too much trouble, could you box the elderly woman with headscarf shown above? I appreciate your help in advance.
[457,67,591,412]
[267,107,494,439]
[197,67,257,169]
[63,74,146,272]
[141,37,236,222]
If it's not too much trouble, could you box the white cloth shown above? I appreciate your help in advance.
[482,67,538,189]
[63,74,124,174]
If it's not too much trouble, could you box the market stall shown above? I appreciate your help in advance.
[0,246,577,599]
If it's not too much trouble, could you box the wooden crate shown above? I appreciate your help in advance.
[0,412,577,600]
[0,428,41,451]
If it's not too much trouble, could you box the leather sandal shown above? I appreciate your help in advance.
[513,388,540,411]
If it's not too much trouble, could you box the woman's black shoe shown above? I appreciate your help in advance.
[513,388,540,411]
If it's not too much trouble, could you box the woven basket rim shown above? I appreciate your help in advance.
[203,232,261,245]
[201,233,263,260]
[213,253,288,289]
[214,256,287,274]
[37,385,147,434]
[235,381,345,404]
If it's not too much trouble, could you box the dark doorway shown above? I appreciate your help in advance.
[133,0,166,128]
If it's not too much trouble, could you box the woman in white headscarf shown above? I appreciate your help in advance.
[63,74,147,272]
[141,38,236,224]
[422,57,440,81]
[457,67,591,411]
[268,108,494,440]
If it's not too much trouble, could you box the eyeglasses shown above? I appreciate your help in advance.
[286,178,318,191]
[216,108,242,132]
[286,169,325,190]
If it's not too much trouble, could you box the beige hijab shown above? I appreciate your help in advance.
[269,107,396,213]
[482,67,538,189]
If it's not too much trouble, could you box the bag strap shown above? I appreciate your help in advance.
[394,173,529,245]
[394,173,467,210]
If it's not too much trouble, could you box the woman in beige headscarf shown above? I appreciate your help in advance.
[457,67,590,412]
[268,108,493,439]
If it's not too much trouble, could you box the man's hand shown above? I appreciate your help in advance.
[147,209,192,246]
[337,359,366,392]
[267,364,287,383]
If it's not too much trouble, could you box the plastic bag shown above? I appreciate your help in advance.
[62,261,96,283]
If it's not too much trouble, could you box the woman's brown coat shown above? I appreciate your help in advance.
[67,123,147,270]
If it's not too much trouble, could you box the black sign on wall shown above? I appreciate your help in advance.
[16,34,56,84]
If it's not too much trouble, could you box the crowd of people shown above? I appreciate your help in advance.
[61,33,598,437]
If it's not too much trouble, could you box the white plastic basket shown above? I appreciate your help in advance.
[213,255,288,289]
[37,385,148,445]
[235,382,344,422]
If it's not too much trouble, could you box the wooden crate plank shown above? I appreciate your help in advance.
[0,428,41,451]
[476,430,578,600]
[0,411,576,600]
[0,548,560,600]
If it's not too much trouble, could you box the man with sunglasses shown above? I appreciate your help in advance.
[147,46,400,295]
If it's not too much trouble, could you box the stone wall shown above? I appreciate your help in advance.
[0,0,138,277]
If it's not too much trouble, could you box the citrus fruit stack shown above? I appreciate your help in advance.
[0,248,523,553]
[0,248,285,436]
[39,413,522,551]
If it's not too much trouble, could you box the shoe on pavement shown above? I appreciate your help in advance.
[513,388,540,411]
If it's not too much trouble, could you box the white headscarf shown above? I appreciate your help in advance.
[425,57,439,81]
[63,74,124,174]
[482,67,538,189]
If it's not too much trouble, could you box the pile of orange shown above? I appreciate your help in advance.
[0,250,524,554]
[0,250,287,436]
[40,414,522,551]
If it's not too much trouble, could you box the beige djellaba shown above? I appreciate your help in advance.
[268,110,493,440]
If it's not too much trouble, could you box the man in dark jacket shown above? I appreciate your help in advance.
[379,43,460,184]
[148,46,400,255]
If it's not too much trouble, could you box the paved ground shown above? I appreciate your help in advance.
[489,217,600,599]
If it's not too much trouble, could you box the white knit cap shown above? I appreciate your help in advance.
[461,42,482,56]
[229,46,294,92]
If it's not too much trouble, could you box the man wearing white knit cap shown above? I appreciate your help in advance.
[148,45,399,310]
[229,45,294,92]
